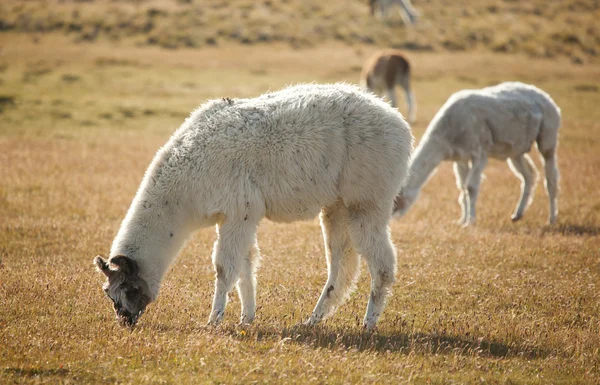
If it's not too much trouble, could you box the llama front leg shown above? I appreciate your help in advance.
[453,161,470,225]
[464,155,488,226]
[508,154,539,222]
[307,202,360,326]
[347,204,396,330]
[208,220,258,326]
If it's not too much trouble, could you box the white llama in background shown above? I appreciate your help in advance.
[369,0,420,24]
[393,82,560,226]
[360,50,417,123]
[94,83,413,330]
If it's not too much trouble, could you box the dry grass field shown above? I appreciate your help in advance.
[1,1,600,384]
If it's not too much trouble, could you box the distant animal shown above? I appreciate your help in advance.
[369,0,419,24]
[393,82,560,226]
[94,83,414,330]
[360,50,416,123]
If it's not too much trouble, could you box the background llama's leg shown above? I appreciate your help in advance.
[453,161,470,225]
[464,155,488,226]
[535,113,559,224]
[347,203,396,330]
[236,240,260,324]
[398,75,416,123]
[397,0,419,24]
[507,154,539,222]
[307,202,359,326]
[385,87,398,109]
[379,0,387,17]
[208,220,258,325]
[539,147,559,224]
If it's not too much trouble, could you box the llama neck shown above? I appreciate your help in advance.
[109,143,196,300]
[403,137,447,196]
[110,194,192,299]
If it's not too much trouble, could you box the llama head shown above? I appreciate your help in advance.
[94,255,152,327]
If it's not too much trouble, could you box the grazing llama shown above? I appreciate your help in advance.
[360,50,417,123]
[393,82,560,226]
[94,83,413,330]
[369,0,419,24]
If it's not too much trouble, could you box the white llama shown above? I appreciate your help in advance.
[393,82,560,226]
[94,83,414,330]
[360,50,417,123]
[369,0,419,24]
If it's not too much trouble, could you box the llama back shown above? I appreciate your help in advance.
[482,82,561,150]
[509,83,562,146]
[482,82,560,120]
[167,83,413,222]
[422,83,555,156]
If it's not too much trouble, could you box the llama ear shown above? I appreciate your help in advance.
[94,255,113,278]
[109,255,139,276]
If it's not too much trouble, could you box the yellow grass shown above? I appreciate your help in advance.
[1,0,599,62]
[1,14,600,385]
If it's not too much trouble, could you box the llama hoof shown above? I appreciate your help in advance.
[511,213,522,222]
[207,310,224,326]
[304,313,323,326]
[239,313,255,325]
[455,218,466,226]
[303,319,316,327]
[207,320,221,327]
[362,319,377,332]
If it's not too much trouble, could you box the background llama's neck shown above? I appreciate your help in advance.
[404,138,447,195]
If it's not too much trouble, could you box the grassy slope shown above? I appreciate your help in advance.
[1,0,599,63]
[1,4,600,384]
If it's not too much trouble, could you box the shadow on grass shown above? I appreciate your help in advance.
[500,222,600,237]
[3,367,70,378]
[541,223,600,237]
[278,325,545,359]
[146,322,546,360]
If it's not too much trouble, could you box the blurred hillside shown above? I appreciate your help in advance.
[1,0,599,63]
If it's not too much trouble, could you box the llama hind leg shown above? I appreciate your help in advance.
[208,220,258,325]
[397,0,418,24]
[386,87,398,109]
[307,202,360,326]
[236,241,260,324]
[453,161,470,225]
[539,148,559,224]
[399,75,416,123]
[347,203,396,330]
[507,154,539,222]
[464,155,488,226]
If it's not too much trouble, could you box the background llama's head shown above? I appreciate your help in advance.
[392,188,418,217]
[93,255,152,327]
